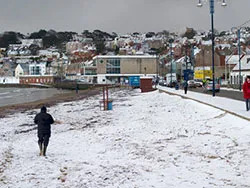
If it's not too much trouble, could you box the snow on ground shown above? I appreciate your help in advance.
[1,88,250,188]
[220,87,242,92]
[158,85,250,120]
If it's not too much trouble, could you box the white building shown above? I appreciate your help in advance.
[15,63,29,77]
[0,77,19,84]
[29,62,47,76]
[230,55,250,85]
[38,49,60,59]
[21,39,43,48]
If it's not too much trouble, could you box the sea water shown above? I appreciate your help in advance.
[0,88,67,107]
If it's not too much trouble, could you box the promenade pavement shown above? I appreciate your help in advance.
[158,85,250,121]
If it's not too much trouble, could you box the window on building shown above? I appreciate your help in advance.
[106,59,120,74]
[85,69,97,75]
[93,60,97,66]
[30,66,41,75]
[36,67,40,75]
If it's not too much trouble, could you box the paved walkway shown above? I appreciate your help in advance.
[158,86,250,121]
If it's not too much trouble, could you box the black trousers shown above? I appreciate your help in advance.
[246,99,250,111]
[184,87,188,94]
[38,132,50,147]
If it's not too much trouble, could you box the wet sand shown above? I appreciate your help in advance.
[0,88,101,118]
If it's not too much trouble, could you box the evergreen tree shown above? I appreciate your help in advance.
[0,31,21,48]
[182,28,197,39]
[94,39,106,54]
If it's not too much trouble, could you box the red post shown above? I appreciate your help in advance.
[106,86,108,110]
[103,86,106,110]
[102,85,109,110]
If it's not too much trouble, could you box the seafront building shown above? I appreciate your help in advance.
[92,55,158,84]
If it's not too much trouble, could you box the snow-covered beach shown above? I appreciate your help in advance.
[1,88,250,188]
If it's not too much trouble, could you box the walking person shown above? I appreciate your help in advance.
[76,83,79,94]
[183,81,188,94]
[202,79,207,88]
[34,106,54,156]
[243,76,250,111]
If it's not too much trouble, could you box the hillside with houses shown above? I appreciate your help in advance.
[0,28,250,86]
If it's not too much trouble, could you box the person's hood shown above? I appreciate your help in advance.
[41,106,47,113]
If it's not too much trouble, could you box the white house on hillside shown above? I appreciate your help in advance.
[29,62,47,75]
[21,39,43,48]
[15,63,29,77]
[230,55,250,84]
[38,50,60,59]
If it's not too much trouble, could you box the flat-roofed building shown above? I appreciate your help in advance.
[93,55,158,84]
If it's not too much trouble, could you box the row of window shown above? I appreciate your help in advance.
[30,67,41,75]
[85,70,97,75]
[106,59,120,74]
[107,59,120,66]
[22,78,53,83]
[106,68,120,74]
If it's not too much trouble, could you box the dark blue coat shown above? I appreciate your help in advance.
[34,109,54,134]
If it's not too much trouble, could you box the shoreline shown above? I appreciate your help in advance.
[0,88,101,118]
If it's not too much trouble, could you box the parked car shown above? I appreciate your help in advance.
[166,73,177,87]
[205,81,220,92]
[194,79,203,87]
[187,80,197,88]
[61,79,74,83]
[159,79,167,86]
[75,79,86,83]
[168,81,177,88]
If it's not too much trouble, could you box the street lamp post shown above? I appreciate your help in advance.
[210,1,216,97]
[232,26,244,90]
[185,45,188,72]
[202,48,205,80]
[197,0,227,97]
[185,43,189,82]
[155,53,158,89]
[237,29,242,91]
[184,42,191,82]
[169,39,174,87]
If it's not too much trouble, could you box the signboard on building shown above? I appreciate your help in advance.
[129,76,140,87]
[194,70,212,79]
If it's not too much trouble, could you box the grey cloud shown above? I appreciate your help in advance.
[0,0,249,34]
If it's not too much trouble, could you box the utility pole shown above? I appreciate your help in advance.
[238,29,242,91]
[185,45,188,71]
[169,39,174,87]
[155,53,158,89]
[210,0,216,97]
[202,48,205,80]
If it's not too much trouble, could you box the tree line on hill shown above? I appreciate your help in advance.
[1,27,250,55]
[0,29,117,51]
[0,30,77,51]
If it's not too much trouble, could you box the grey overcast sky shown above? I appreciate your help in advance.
[0,0,249,34]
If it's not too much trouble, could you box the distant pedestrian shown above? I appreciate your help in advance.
[76,84,79,94]
[175,83,179,90]
[183,81,188,94]
[243,76,250,111]
[202,79,207,88]
[34,106,54,156]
